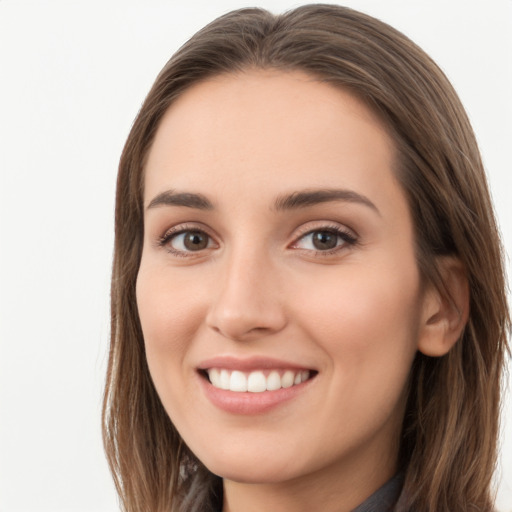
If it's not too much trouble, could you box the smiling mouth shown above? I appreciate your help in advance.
[202,368,315,393]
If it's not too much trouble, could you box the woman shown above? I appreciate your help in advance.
[102,5,510,511]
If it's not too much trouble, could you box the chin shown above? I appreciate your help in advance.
[212,464,298,485]
[198,449,304,484]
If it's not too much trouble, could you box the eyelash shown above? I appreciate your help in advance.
[291,224,358,256]
[157,224,215,258]
[157,223,358,258]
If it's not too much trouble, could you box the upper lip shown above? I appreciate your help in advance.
[197,355,315,372]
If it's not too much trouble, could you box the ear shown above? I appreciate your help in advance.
[417,256,470,357]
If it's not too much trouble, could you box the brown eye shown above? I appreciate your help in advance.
[168,230,211,252]
[293,226,357,253]
[311,231,338,250]
[183,231,209,251]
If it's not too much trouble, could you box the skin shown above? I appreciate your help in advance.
[136,70,446,512]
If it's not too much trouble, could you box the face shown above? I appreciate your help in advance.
[137,70,427,487]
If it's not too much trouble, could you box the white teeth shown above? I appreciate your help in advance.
[247,371,266,392]
[206,368,312,392]
[281,370,294,388]
[230,370,247,392]
[266,370,281,391]
[208,368,220,388]
[219,369,230,390]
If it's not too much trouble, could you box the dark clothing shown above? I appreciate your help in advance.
[214,473,404,511]
[352,473,404,512]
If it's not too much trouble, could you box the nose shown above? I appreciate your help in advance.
[205,249,287,342]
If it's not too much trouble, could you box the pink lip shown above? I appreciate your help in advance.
[197,355,312,372]
[198,376,313,415]
[196,356,316,415]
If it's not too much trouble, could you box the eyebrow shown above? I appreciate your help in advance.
[273,188,380,215]
[147,190,214,210]
[146,187,380,215]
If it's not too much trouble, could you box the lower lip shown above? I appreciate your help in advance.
[198,374,314,415]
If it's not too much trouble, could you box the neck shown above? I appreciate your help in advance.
[222,439,399,512]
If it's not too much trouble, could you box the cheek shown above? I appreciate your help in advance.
[135,263,215,435]
[293,265,421,447]
[135,264,204,386]
[296,261,422,384]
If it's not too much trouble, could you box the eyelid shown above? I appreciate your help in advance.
[154,220,358,258]
[156,223,219,256]
[289,221,359,254]
[291,220,357,240]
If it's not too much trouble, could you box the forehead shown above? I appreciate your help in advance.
[143,70,400,212]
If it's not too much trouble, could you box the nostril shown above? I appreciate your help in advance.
[206,307,287,342]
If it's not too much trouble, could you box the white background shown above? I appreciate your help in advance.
[0,1,510,511]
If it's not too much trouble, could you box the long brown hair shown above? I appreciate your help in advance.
[102,5,510,511]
